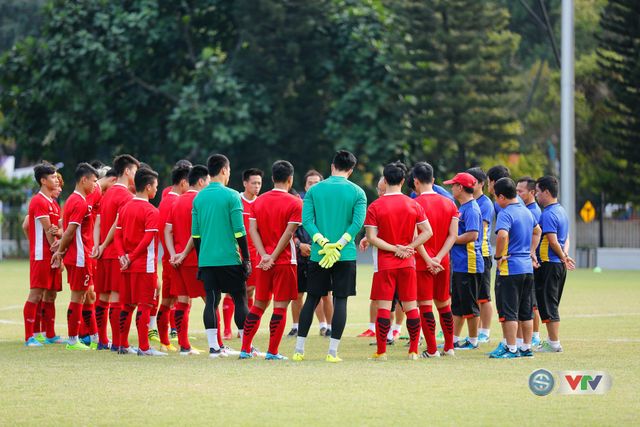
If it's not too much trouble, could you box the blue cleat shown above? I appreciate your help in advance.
[453,339,478,350]
[477,333,490,343]
[239,350,253,359]
[110,344,120,353]
[518,348,534,358]
[80,335,91,346]
[487,342,506,357]
[265,352,288,361]
[490,346,520,359]
[25,337,44,347]
[97,342,110,350]
[532,335,541,347]
[44,335,65,344]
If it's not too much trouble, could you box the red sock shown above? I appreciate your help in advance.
[82,303,97,336]
[67,302,82,337]
[268,307,287,355]
[175,302,191,350]
[438,305,454,351]
[222,295,235,335]
[216,307,223,347]
[420,305,437,354]
[169,306,177,330]
[157,304,171,345]
[109,303,121,348]
[248,297,254,309]
[406,308,421,354]
[151,298,159,317]
[119,306,134,348]
[376,308,391,355]
[43,301,57,339]
[136,304,151,351]
[241,306,264,353]
[23,301,37,341]
[95,300,110,344]
[34,301,43,334]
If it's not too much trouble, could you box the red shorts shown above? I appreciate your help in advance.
[370,267,417,302]
[255,264,298,302]
[95,258,124,294]
[121,272,158,306]
[66,264,93,291]
[29,260,56,290]
[172,265,205,299]
[417,263,451,302]
[53,268,63,292]
[161,260,176,299]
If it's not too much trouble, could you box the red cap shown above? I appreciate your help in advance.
[443,172,477,188]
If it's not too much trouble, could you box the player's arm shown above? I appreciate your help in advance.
[96,214,118,258]
[164,223,177,260]
[530,224,542,267]
[249,219,268,265]
[455,230,478,245]
[126,230,156,266]
[345,189,367,241]
[435,217,459,262]
[91,215,101,257]
[231,195,251,275]
[545,232,575,270]
[494,229,509,266]
[51,222,78,268]
[22,215,29,239]
[563,234,571,254]
[365,226,403,254]
[410,220,432,249]
[301,190,320,238]
[270,223,299,263]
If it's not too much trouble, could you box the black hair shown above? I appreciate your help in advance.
[462,185,475,194]
[272,160,294,183]
[242,168,264,182]
[171,164,191,185]
[134,167,159,193]
[188,165,209,186]
[332,150,357,172]
[494,177,517,199]
[487,165,510,183]
[33,162,57,185]
[406,170,415,191]
[412,162,434,184]
[105,168,118,178]
[174,159,192,169]
[74,162,99,182]
[207,154,229,177]
[304,169,323,183]
[536,175,559,198]
[517,176,536,192]
[466,167,486,184]
[89,160,104,170]
[383,161,407,186]
[113,154,140,177]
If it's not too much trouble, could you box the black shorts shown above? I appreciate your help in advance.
[198,265,246,294]
[478,257,492,303]
[307,261,356,298]
[535,262,566,322]
[497,273,534,322]
[451,272,479,318]
[297,263,308,293]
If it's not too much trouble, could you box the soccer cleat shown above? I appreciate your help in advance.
[532,335,542,347]
[535,341,563,353]
[436,330,444,341]
[223,331,233,340]
[487,342,506,357]
[325,328,332,338]
[118,346,138,355]
[170,329,178,341]
[357,329,375,338]
[292,352,305,362]
[160,343,178,352]
[251,346,265,358]
[369,352,387,361]
[453,339,478,350]
[89,342,98,350]
[421,349,441,358]
[477,333,490,343]
[325,354,342,363]
[286,328,298,338]
[44,335,65,344]
[111,344,120,353]
[97,342,110,350]
[148,329,160,343]
[489,347,520,359]
[518,348,534,358]
[209,348,225,359]
[179,347,201,356]
[392,330,400,341]
[238,350,253,359]
[137,348,168,356]
[442,349,455,357]
[407,352,419,360]
[34,333,46,343]
[25,337,44,347]
[66,340,90,351]
[265,352,288,361]
[220,345,238,357]
[80,335,91,346]
[319,327,327,336]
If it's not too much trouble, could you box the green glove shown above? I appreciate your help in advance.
[312,233,329,248]
[318,245,341,268]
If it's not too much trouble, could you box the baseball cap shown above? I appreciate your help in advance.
[443,172,477,188]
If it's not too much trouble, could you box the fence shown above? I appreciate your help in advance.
[576,219,640,248]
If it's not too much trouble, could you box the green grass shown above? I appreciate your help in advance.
[1,260,639,426]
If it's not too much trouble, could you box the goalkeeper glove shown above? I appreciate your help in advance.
[318,233,352,269]
[312,233,329,248]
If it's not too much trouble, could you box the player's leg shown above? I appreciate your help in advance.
[538,264,565,352]
[241,268,269,357]
[289,263,307,337]
[264,265,296,359]
[293,261,327,359]
[25,260,49,346]
[117,271,137,353]
[454,273,479,349]
[322,292,334,337]
[222,294,235,339]
[395,268,419,357]
[315,298,327,336]
[201,268,223,356]
[370,268,394,360]
[392,301,404,341]
[358,300,376,337]
[417,270,438,357]
[517,273,534,357]
[324,261,356,362]
[107,259,123,351]
[478,257,493,342]
[491,275,519,358]
[81,285,98,348]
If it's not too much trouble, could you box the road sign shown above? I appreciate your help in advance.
[580,200,596,223]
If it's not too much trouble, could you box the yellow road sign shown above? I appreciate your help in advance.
[580,200,596,223]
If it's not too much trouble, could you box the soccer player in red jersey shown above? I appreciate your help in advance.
[410,162,459,357]
[222,168,264,339]
[241,160,302,360]
[23,163,60,347]
[51,163,99,350]
[154,162,191,350]
[92,154,139,351]
[364,162,433,360]
[115,167,166,356]
[165,165,210,355]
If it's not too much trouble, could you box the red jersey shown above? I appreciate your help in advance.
[51,199,61,228]
[99,183,133,259]
[249,189,302,265]
[364,193,428,272]
[161,186,172,199]
[116,198,160,273]
[86,184,102,251]
[241,193,258,260]
[62,191,92,267]
[414,192,458,270]
[28,192,55,262]
[158,190,180,261]
[167,190,198,267]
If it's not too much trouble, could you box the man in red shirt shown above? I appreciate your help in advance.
[240,161,302,360]
[364,161,433,360]
[51,163,99,351]
[164,165,210,355]
[154,162,191,350]
[23,163,60,347]
[92,154,139,351]
[411,162,459,357]
[115,167,166,356]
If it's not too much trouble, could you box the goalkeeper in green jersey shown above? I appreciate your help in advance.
[293,150,367,362]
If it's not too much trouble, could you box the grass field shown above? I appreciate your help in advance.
[1,260,639,425]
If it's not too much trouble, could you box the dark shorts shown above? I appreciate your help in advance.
[534,262,566,322]
[199,265,247,295]
[297,263,308,293]
[451,272,479,318]
[497,273,534,322]
[478,256,492,303]
[307,261,356,298]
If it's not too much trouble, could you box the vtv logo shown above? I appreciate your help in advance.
[564,374,603,391]
[558,371,612,395]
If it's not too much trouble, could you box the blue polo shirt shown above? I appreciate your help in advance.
[526,201,542,224]
[537,203,569,263]
[451,199,484,274]
[495,202,536,276]
[477,194,494,257]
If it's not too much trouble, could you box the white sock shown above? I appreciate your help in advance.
[392,323,402,332]
[328,338,340,357]
[501,338,507,345]
[327,324,332,330]
[478,328,490,336]
[292,323,299,329]
[468,336,478,346]
[507,344,517,353]
[387,329,394,340]
[295,336,306,354]
[368,322,376,332]
[91,333,99,343]
[549,340,561,349]
[206,329,220,350]
[148,315,157,330]
[533,331,540,340]
[454,335,461,344]
[238,329,243,338]
[520,343,531,351]
[319,322,327,330]
[68,336,78,345]
[516,338,523,347]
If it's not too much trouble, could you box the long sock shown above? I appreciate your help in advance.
[67,302,82,338]
[268,307,287,355]
[420,305,437,354]
[406,308,421,354]
[376,308,391,355]
[216,307,223,347]
[149,299,159,327]
[169,306,177,331]
[34,301,43,336]
[135,305,151,351]
[175,302,191,350]
[222,295,235,335]
[157,304,171,345]
[43,301,57,339]
[23,301,37,341]
[248,297,254,309]
[95,300,109,344]
[241,306,264,353]
[119,306,134,348]
[82,303,98,336]
[328,338,340,357]
[438,305,454,351]
[109,304,121,348]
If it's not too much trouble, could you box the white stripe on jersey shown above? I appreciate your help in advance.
[146,239,155,273]
[289,238,297,265]
[34,218,44,261]
[372,246,379,273]
[75,225,85,267]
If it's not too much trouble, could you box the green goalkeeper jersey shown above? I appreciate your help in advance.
[191,182,246,267]
[302,175,367,262]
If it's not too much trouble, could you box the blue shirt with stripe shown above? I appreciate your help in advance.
[451,199,484,274]
[477,194,494,257]
[526,201,542,224]
[537,203,569,263]
[495,202,536,276]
